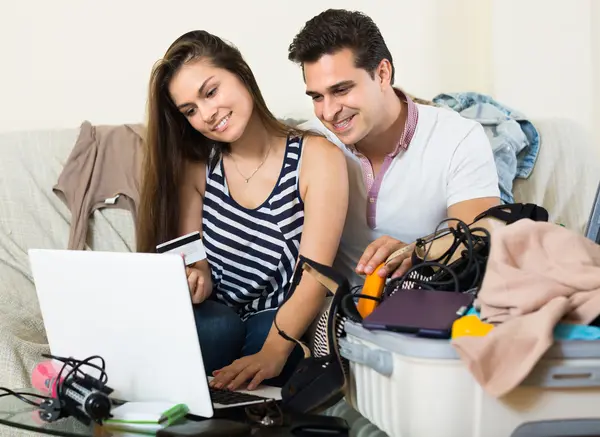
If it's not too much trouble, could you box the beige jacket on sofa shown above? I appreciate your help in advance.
[53,120,144,250]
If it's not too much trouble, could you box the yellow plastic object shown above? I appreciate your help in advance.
[451,315,494,339]
[358,263,386,318]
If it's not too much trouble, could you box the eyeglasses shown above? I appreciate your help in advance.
[244,400,284,427]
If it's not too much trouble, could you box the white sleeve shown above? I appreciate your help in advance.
[446,123,500,207]
[297,117,345,149]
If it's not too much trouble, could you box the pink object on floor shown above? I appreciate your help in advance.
[31,360,63,397]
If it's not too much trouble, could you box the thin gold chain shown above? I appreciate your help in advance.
[227,142,272,183]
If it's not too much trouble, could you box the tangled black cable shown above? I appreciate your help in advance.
[43,354,108,408]
[340,285,378,323]
[385,217,491,296]
[343,219,491,324]
[0,388,48,407]
[0,354,107,410]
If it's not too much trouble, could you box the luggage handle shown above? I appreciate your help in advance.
[512,418,600,437]
[523,364,600,388]
[339,338,393,376]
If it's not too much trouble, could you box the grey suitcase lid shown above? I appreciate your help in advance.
[344,320,600,360]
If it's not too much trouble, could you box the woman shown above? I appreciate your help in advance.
[136,30,348,391]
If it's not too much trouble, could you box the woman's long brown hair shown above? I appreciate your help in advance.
[136,30,296,253]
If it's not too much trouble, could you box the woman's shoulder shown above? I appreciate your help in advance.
[296,132,347,194]
[294,131,348,206]
[299,132,346,163]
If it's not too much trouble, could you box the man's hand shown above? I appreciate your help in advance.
[185,261,212,304]
[356,235,413,279]
[210,345,288,391]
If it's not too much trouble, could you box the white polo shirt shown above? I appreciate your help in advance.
[299,95,500,287]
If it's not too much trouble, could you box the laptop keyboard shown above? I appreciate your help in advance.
[209,386,269,405]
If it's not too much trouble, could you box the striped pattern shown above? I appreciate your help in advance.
[202,135,305,319]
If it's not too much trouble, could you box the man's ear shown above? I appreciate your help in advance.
[376,59,393,89]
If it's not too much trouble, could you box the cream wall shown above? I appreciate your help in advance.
[1,0,598,147]
[491,0,595,134]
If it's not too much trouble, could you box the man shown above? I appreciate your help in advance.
[288,9,501,286]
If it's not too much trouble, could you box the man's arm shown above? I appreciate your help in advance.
[447,197,501,225]
[446,122,501,222]
[359,196,501,279]
[359,122,501,278]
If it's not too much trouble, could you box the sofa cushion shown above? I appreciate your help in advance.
[513,118,600,234]
[0,127,136,388]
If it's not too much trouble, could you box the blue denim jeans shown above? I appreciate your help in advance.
[193,300,303,387]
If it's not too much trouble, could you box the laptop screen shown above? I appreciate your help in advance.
[585,182,600,244]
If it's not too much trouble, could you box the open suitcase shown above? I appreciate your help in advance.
[340,320,600,437]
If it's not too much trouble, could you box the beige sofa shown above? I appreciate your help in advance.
[0,118,598,436]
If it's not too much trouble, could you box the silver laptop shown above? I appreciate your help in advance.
[28,249,281,418]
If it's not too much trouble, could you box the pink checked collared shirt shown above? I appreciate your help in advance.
[347,89,419,229]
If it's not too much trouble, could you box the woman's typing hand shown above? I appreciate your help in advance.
[210,344,289,391]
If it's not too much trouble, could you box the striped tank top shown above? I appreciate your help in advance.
[202,134,305,320]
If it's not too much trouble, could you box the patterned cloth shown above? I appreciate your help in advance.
[203,135,305,319]
[433,92,541,204]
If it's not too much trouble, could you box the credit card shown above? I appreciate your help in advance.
[156,231,206,266]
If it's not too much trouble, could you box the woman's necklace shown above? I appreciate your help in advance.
[227,142,272,184]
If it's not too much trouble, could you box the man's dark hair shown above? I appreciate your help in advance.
[288,9,395,84]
